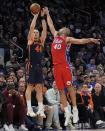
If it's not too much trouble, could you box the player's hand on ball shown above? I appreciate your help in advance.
[32,12,39,18]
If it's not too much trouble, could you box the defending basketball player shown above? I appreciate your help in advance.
[44,7,100,126]
[25,8,47,118]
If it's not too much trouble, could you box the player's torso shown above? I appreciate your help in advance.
[51,36,68,65]
[30,43,43,65]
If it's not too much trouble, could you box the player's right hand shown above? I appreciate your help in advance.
[43,7,49,15]
[31,12,39,17]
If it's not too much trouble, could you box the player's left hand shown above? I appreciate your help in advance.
[90,38,100,44]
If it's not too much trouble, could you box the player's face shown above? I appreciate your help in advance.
[34,29,40,39]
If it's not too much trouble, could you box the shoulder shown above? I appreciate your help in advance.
[66,37,73,46]
[66,37,73,42]
[2,89,8,95]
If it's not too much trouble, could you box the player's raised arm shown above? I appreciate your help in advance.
[44,7,57,36]
[40,9,47,46]
[66,37,100,45]
[28,14,39,45]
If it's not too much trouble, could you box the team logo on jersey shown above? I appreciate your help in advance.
[34,45,41,52]
[66,81,72,86]
[53,38,63,44]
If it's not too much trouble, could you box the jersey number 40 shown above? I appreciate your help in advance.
[54,44,61,50]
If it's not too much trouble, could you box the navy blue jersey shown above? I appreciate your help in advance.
[29,43,43,66]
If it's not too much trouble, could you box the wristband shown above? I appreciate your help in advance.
[40,16,46,20]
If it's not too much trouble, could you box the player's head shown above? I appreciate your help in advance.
[33,29,40,41]
[58,27,70,37]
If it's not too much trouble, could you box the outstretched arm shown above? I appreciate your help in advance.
[66,37,100,45]
[44,7,57,36]
[28,14,39,45]
[40,9,47,46]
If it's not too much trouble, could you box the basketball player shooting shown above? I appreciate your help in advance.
[44,7,100,126]
[25,6,47,118]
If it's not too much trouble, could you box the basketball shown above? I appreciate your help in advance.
[30,3,41,14]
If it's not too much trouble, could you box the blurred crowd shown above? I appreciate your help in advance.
[0,0,105,130]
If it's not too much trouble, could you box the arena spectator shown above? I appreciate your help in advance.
[0,0,105,130]
[0,86,9,131]
[86,58,96,71]
[0,77,6,91]
[6,56,20,71]
[16,68,25,81]
[3,77,28,131]
[92,83,105,128]
[18,82,28,130]
[30,86,55,130]
[45,81,62,129]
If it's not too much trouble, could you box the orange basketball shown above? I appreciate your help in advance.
[30,3,41,14]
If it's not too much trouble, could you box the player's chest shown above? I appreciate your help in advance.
[52,42,66,51]
[32,44,42,53]
[52,38,66,50]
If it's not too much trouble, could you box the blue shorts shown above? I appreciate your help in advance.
[28,64,43,84]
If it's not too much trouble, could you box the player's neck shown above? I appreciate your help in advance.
[34,39,40,44]
[60,34,66,37]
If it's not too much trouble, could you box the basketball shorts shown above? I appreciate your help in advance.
[53,64,72,89]
[28,64,43,84]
